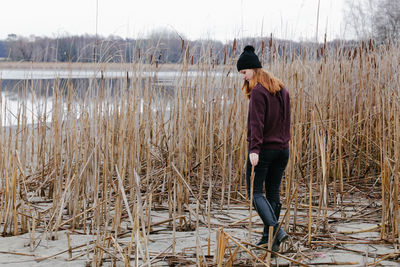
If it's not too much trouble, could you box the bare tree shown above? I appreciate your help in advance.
[373,0,400,42]
[344,0,400,42]
[344,0,376,40]
[7,37,34,61]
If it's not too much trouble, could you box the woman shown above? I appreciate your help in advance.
[237,45,291,251]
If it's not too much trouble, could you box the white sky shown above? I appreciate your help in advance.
[0,0,350,42]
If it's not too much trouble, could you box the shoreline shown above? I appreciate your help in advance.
[0,61,178,71]
[0,62,235,80]
[0,61,231,72]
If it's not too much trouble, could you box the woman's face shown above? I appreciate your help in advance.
[239,69,255,82]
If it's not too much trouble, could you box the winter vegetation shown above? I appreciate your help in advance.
[0,0,399,265]
[1,35,399,265]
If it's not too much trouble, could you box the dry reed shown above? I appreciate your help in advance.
[0,38,399,265]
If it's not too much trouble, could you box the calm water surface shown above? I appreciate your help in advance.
[0,69,180,127]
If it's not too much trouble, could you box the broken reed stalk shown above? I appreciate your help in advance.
[248,165,255,245]
[0,40,399,265]
[267,226,273,265]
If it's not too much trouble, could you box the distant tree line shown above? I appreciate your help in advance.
[0,41,6,58]
[0,29,396,64]
[0,31,231,64]
[0,32,356,64]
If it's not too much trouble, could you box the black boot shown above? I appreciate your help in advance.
[271,202,288,252]
[274,202,282,221]
[256,235,269,246]
[258,201,278,246]
[253,195,287,248]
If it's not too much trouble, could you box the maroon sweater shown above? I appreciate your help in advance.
[247,83,291,154]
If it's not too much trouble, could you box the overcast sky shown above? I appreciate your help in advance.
[1,0,350,42]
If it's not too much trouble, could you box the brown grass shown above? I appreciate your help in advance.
[0,39,399,265]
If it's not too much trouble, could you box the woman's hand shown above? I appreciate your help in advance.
[249,153,259,166]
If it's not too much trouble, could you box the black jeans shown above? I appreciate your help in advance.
[246,149,289,240]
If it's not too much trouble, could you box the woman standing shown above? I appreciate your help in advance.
[237,45,291,251]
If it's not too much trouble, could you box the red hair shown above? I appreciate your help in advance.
[241,68,284,99]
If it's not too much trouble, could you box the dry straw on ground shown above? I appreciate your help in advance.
[0,38,399,266]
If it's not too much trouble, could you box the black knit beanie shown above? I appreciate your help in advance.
[236,45,262,71]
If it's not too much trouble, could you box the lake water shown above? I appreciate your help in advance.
[0,68,227,80]
[0,69,179,127]
[0,68,235,127]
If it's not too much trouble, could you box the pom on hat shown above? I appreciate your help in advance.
[236,45,262,71]
[243,45,255,53]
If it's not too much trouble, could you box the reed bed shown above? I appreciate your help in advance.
[0,39,399,265]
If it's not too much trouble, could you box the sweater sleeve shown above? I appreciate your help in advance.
[248,86,266,154]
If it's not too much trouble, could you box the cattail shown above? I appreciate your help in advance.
[369,38,374,51]
[181,39,185,53]
[1,37,399,266]
[261,40,265,55]
[223,47,227,65]
[232,38,237,55]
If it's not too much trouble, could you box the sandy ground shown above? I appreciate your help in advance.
[0,203,398,266]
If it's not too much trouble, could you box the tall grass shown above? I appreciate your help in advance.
[0,39,399,264]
